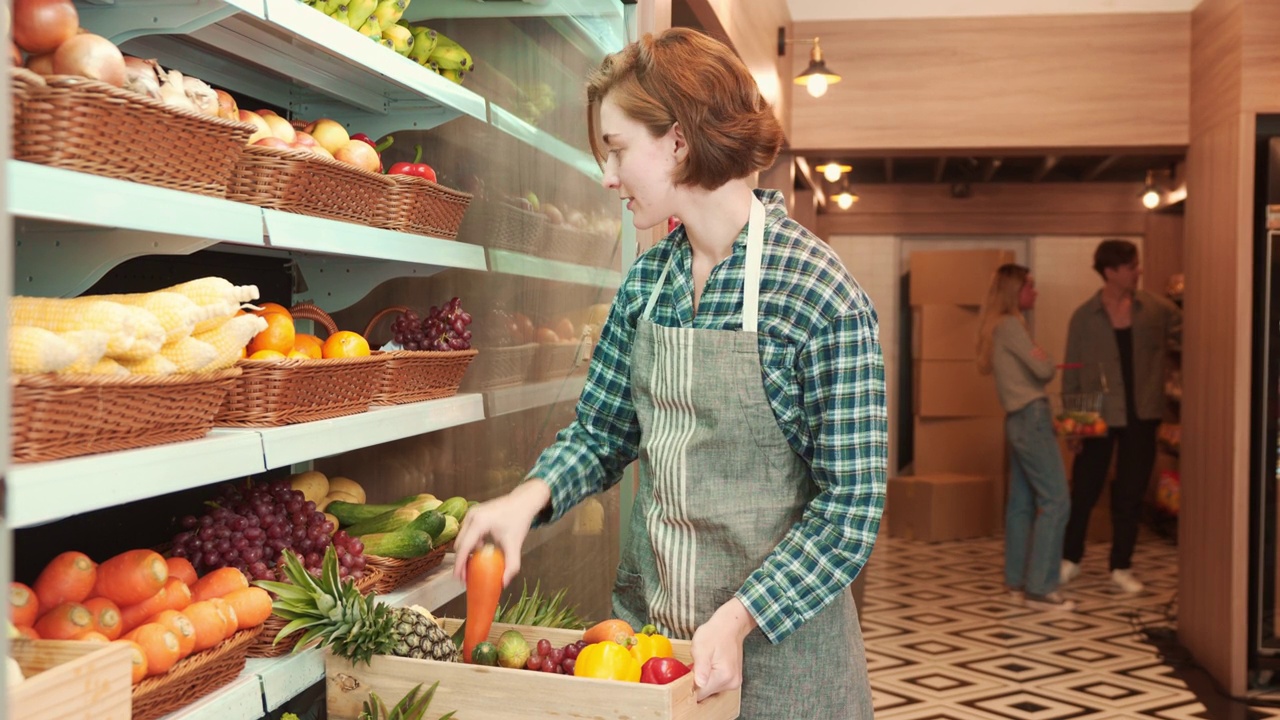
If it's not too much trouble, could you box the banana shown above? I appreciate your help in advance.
[407,26,438,64]
[322,0,344,14]
[327,5,350,26]
[357,16,381,39]
[346,0,377,30]
[440,68,465,85]
[372,0,407,28]
[378,36,395,50]
[381,24,413,56]
[426,29,473,72]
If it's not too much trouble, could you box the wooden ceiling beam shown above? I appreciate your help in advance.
[932,157,947,183]
[884,157,894,184]
[1031,155,1060,182]
[1082,155,1122,182]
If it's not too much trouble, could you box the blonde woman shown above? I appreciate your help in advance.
[977,264,1074,610]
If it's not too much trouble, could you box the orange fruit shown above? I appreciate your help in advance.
[287,349,311,360]
[246,312,296,355]
[322,331,371,359]
[251,302,292,319]
[293,333,323,359]
[248,349,287,361]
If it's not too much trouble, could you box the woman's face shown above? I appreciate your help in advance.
[1019,275,1038,311]
[598,95,682,230]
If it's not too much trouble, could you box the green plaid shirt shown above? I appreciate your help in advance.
[529,189,886,643]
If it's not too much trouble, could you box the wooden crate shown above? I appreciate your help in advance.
[325,620,741,720]
[9,639,132,720]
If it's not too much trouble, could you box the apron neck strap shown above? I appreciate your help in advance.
[641,195,768,333]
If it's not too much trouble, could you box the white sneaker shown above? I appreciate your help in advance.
[1060,560,1081,585]
[1111,569,1144,594]
[1025,592,1077,611]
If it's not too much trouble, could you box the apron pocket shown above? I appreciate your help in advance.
[611,566,648,629]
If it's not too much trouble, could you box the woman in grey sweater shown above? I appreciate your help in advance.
[977,264,1074,611]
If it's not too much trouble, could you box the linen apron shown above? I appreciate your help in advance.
[612,196,873,719]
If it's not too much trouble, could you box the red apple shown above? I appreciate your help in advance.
[253,137,292,149]
[535,327,561,344]
[238,109,272,145]
[257,108,279,118]
[307,118,350,154]
[333,139,380,173]
[214,89,238,121]
[262,114,296,143]
[292,131,318,148]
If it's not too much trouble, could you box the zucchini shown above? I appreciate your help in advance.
[405,509,446,539]
[328,501,402,527]
[435,515,460,545]
[437,496,469,523]
[361,529,435,559]
[346,507,421,537]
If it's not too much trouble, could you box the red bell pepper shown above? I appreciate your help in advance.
[639,656,691,685]
[387,144,437,183]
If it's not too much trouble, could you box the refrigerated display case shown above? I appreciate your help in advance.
[2,0,636,714]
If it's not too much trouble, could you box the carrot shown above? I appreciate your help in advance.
[15,625,40,640]
[190,567,248,603]
[462,543,504,663]
[34,602,94,640]
[162,577,192,613]
[208,598,239,641]
[164,557,197,587]
[74,630,111,643]
[124,623,181,677]
[10,582,38,627]
[33,551,97,613]
[180,601,226,652]
[93,550,168,607]
[118,586,169,634]
[147,609,197,659]
[82,597,123,640]
[112,639,148,684]
[582,618,635,646]
[222,587,272,629]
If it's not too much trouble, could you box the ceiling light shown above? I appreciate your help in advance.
[817,163,851,183]
[834,179,859,210]
[778,29,842,99]
[1141,171,1161,210]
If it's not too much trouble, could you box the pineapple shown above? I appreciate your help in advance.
[256,546,459,665]
[360,681,456,720]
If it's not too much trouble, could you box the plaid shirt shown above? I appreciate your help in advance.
[529,189,886,643]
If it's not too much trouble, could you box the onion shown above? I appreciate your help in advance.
[24,51,54,75]
[13,0,78,55]
[122,55,161,99]
[183,74,218,116]
[52,33,125,87]
[158,68,196,112]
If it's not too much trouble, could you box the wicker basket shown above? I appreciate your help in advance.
[131,625,262,720]
[463,343,538,391]
[226,145,397,227]
[530,341,587,381]
[362,306,478,405]
[12,68,255,198]
[365,542,451,594]
[542,224,616,268]
[387,174,473,238]
[214,355,385,427]
[458,198,546,254]
[10,368,241,463]
[248,568,383,658]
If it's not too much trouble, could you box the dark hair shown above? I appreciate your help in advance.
[1093,239,1138,278]
[585,28,784,190]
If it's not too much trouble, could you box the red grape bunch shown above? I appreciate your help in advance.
[524,638,586,675]
[170,479,366,583]
[390,297,473,351]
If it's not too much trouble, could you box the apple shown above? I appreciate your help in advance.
[292,131,318,149]
[333,139,380,173]
[253,137,292,149]
[552,317,576,342]
[257,108,279,118]
[535,327,561,344]
[566,210,587,228]
[513,313,535,344]
[310,145,335,160]
[542,203,564,225]
[238,109,272,145]
[214,89,238,121]
[307,118,351,155]
[262,114,296,143]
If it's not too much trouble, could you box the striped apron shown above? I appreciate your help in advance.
[612,196,873,718]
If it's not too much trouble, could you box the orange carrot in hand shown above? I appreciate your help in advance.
[463,543,504,663]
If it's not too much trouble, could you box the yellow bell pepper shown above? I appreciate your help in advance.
[630,631,673,665]
[573,641,641,682]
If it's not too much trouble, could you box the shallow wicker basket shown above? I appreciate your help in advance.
[131,625,262,720]
[365,542,452,594]
[214,355,385,427]
[387,174,473,238]
[10,368,242,463]
[363,306,478,405]
[463,343,538,391]
[542,224,616,268]
[530,341,587,381]
[12,68,255,198]
[247,568,383,658]
[226,145,397,227]
[457,198,546,254]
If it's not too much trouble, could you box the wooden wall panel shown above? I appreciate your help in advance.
[789,13,1190,152]
[1142,212,1184,296]
[688,0,793,138]
[1243,0,1280,114]
[1189,0,1243,132]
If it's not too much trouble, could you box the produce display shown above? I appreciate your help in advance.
[325,488,468,558]
[298,0,474,84]
[387,297,473,351]
[358,681,456,720]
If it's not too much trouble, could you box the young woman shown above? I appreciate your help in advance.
[454,28,886,718]
[976,264,1074,611]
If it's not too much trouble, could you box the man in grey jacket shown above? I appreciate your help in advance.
[1060,239,1181,594]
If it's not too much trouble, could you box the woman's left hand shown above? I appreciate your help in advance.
[690,597,756,701]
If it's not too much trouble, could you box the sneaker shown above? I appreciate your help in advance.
[1111,569,1144,594]
[1024,592,1077,611]
[1060,560,1081,585]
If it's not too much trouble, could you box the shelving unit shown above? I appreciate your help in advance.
[485,375,588,418]
[161,674,267,720]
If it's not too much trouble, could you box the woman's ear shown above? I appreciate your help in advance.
[670,122,689,163]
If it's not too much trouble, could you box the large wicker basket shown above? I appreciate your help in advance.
[387,174,473,238]
[458,198,546,254]
[363,306,478,405]
[10,368,242,463]
[247,568,383,658]
[214,355,386,427]
[463,343,538,391]
[542,224,616,268]
[530,341,587,381]
[365,542,451,594]
[226,145,397,227]
[12,68,255,198]
[131,625,262,720]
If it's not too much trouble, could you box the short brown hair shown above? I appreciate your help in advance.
[1093,239,1138,278]
[586,28,784,190]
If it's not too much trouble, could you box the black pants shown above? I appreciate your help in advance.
[1062,419,1160,570]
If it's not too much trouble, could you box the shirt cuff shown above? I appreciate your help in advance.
[735,570,802,644]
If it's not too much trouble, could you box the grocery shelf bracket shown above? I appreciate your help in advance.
[75,0,263,46]
[14,227,219,298]
[293,106,461,139]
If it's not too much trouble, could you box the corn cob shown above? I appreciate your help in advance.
[9,326,81,374]
[158,336,218,373]
[83,357,127,376]
[194,314,268,370]
[107,306,167,362]
[77,292,205,344]
[52,330,111,374]
[11,297,138,357]
[119,354,178,376]
[162,278,260,309]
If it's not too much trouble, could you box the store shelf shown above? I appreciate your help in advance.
[484,374,587,417]
[487,248,621,289]
[379,555,463,609]
[160,671,265,720]
[6,430,267,529]
[258,394,485,470]
[263,211,484,267]
[489,104,603,182]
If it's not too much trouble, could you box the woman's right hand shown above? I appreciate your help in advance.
[452,479,552,586]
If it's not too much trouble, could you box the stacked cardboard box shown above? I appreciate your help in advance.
[886,474,999,542]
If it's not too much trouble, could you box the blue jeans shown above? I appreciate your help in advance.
[1004,398,1071,596]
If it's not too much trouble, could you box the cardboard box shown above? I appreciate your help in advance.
[914,416,1007,519]
[909,249,1016,306]
[912,305,982,360]
[886,473,999,542]
[914,360,1005,417]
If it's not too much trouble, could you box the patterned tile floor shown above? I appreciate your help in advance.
[864,532,1280,719]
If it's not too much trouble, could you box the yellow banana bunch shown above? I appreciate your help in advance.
[425,28,473,72]
[357,16,381,39]
[381,23,413,55]
[346,0,377,30]
[407,25,438,64]
[372,0,408,28]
